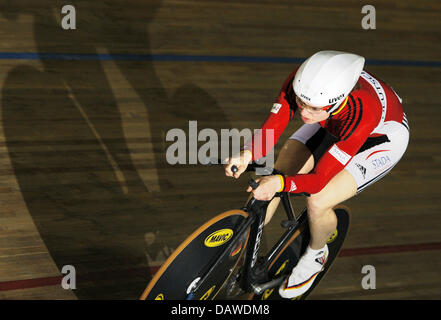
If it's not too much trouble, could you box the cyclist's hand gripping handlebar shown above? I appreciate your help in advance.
[231,165,259,190]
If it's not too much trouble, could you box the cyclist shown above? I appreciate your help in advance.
[224,50,409,298]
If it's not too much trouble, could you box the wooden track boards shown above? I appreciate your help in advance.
[0,0,439,299]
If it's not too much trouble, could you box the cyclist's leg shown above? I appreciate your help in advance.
[280,120,409,298]
[307,120,410,249]
[263,123,328,225]
[306,169,357,249]
[279,170,356,298]
[264,139,314,225]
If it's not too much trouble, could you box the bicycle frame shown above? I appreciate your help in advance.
[185,164,309,299]
[144,161,349,300]
[185,190,307,299]
[239,190,307,293]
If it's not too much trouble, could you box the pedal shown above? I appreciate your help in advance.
[251,277,286,295]
[281,220,297,229]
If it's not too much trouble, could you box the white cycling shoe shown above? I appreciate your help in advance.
[279,244,329,299]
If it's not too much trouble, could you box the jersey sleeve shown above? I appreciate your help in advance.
[244,70,297,160]
[283,95,378,194]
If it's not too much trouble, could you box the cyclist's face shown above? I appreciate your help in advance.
[296,96,330,124]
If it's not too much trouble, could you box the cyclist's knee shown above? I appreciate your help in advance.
[306,192,333,218]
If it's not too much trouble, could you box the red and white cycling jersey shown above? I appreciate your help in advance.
[245,69,406,194]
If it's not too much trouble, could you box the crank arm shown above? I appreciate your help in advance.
[251,276,286,295]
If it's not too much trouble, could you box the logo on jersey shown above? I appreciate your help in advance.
[204,229,233,247]
[329,144,351,165]
[355,163,367,179]
[360,71,387,133]
[271,103,282,114]
[289,181,297,192]
[371,155,392,172]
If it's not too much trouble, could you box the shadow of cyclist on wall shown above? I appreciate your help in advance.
[0,0,236,298]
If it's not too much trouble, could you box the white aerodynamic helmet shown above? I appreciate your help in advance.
[293,50,365,113]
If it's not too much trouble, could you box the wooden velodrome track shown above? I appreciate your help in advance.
[0,0,439,299]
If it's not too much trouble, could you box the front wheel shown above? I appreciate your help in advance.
[140,210,250,300]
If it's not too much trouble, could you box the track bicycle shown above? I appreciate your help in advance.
[140,163,351,300]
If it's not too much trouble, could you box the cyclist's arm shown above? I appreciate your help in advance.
[283,111,377,195]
